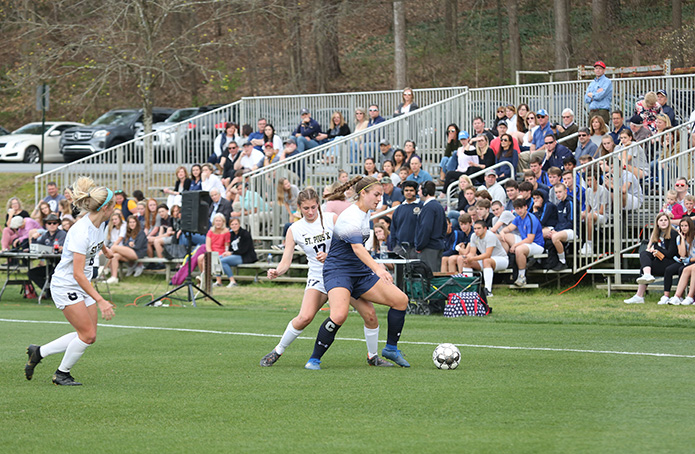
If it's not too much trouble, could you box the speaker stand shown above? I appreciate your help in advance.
[147,232,223,307]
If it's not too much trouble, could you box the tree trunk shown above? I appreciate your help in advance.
[553,0,572,80]
[592,0,607,53]
[672,0,683,67]
[607,0,620,23]
[507,0,522,83]
[497,0,504,84]
[284,0,303,93]
[444,0,458,54]
[313,1,342,92]
[393,0,407,89]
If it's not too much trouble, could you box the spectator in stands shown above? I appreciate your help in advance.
[616,129,650,180]
[519,110,550,169]
[453,214,474,269]
[598,134,616,157]
[31,201,52,229]
[635,92,663,135]
[491,106,506,135]
[475,199,494,227]
[208,187,233,226]
[293,109,325,154]
[348,107,369,160]
[523,170,550,200]
[392,148,406,174]
[656,90,677,126]
[502,198,545,287]
[394,87,419,117]
[562,169,586,211]
[589,115,609,147]
[574,127,599,160]
[628,114,651,142]
[649,115,675,185]
[532,189,558,238]
[609,110,629,145]
[529,156,550,186]
[584,60,613,125]
[505,105,518,134]
[441,218,468,274]
[220,217,257,288]
[513,104,530,141]
[212,122,240,164]
[201,162,226,195]
[519,111,538,153]
[234,142,264,173]
[390,180,420,258]
[145,204,173,268]
[43,182,65,213]
[675,177,690,209]
[443,131,474,191]
[163,166,191,208]
[495,133,519,181]
[460,220,508,296]
[402,140,420,167]
[277,178,299,222]
[3,215,40,251]
[440,124,460,182]
[197,213,230,288]
[27,213,66,292]
[362,104,386,154]
[580,168,610,256]
[541,134,572,171]
[549,183,578,271]
[601,159,643,211]
[661,189,685,222]
[322,182,350,216]
[238,124,252,148]
[377,139,394,167]
[189,164,203,191]
[363,157,379,178]
[504,180,520,211]
[465,135,495,185]
[406,156,433,185]
[154,204,181,260]
[230,182,269,218]
[5,197,29,228]
[132,190,145,203]
[448,181,476,225]
[624,212,679,304]
[518,181,534,210]
[554,108,579,152]
[61,217,73,232]
[107,215,147,283]
[683,195,695,220]
[57,199,73,222]
[472,117,496,142]
[261,124,282,153]
[397,166,411,188]
[259,142,280,171]
[665,218,695,305]
[382,160,400,186]
[478,169,506,204]
[490,122,520,156]
[376,177,403,216]
[490,200,515,244]
[325,111,351,144]
[249,118,267,151]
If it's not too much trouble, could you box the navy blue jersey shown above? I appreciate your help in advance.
[323,204,372,277]
[390,201,421,249]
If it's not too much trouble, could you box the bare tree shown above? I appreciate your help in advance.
[313,1,343,93]
[507,0,522,83]
[444,0,458,54]
[672,0,683,67]
[553,0,572,79]
[496,0,504,84]
[393,0,407,89]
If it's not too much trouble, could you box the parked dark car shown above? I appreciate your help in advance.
[60,107,175,162]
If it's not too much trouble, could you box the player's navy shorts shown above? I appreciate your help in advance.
[324,271,380,299]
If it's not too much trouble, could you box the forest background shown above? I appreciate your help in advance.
[0,0,693,130]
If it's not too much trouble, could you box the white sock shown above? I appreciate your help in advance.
[58,337,90,373]
[558,252,566,263]
[275,320,303,355]
[586,241,593,247]
[40,332,78,358]
[364,326,379,358]
[483,268,494,293]
[519,269,526,278]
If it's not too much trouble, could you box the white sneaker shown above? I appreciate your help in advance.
[106,276,119,285]
[667,296,682,305]
[226,281,238,288]
[657,295,670,305]
[636,274,655,285]
[514,276,526,287]
[133,263,144,277]
[579,243,593,256]
[125,263,136,277]
[681,297,694,306]
[623,294,645,304]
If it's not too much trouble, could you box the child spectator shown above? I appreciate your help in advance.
[683,195,695,220]
[661,189,685,223]
[624,213,678,304]
[549,183,577,271]
[460,220,509,297]
[502,198,545,287]
[580,168,611,256]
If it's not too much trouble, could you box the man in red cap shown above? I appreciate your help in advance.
[584,60,612,125]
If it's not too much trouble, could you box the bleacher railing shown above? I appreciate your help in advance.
[571,120,695,275]
[241,90,470,239]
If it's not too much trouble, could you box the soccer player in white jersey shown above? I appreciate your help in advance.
[260,187,392,367]
[24,176,116,386]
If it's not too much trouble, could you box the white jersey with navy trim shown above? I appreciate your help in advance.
[51,214,106,288]
[290,214,335,283]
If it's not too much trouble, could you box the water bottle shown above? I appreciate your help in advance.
[267,253,273,265]
[53,239,60,253]
[379,244,388,260]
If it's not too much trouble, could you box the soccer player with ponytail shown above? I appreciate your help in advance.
[261,187,392,367]
[24,176,116,386]
[305,176,410,370]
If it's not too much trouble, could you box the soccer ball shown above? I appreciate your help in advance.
[432,343,461,370]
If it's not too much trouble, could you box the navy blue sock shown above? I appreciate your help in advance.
[386,308,406,347]
[310,317,342,360]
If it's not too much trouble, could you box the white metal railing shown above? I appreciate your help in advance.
[571,120,695,275]
[444,161,515,211]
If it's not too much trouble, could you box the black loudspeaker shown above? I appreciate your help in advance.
[181,191,210,234]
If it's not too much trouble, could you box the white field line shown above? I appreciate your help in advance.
[2,318,694,359]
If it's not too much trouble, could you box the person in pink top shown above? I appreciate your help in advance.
[2,215,41,251]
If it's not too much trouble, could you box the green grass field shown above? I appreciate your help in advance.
[1,281,694,453]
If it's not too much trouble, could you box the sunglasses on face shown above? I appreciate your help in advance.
[537,115,546,118]
[369,109,378,112]
[578,134,587,137]
[46,221,59,225]
[544,141,554,145]
[675,183,687,187]
[448,129,456,133]
[562,115,571,118]
[500,138,509,142]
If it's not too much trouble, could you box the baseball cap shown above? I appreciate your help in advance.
[458,131,470,140]
[594,61,606,69]
[379,177,392,185]
[485,169,497,176]
[243,141,253,147]
[497,120,507,127]
[536,109,549,117]
[264,142,274,148]
[379,138,390,146]
[283,137,296,145]
[45,213,60,223]
[10,216,23,229]
[629,114,643,125]
[300,108,310,115]
[657,89,667,97]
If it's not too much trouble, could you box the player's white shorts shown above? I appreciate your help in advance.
[521,242,545,256]
[305,277,326,294]
[479,255,509,271]
[50,284,96,310]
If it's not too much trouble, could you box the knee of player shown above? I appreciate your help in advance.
[294,313,315,329]
[329,310,348,326]
[392,290,408,311]
[79,332,97,344]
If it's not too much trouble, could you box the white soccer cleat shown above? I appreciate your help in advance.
[667,296,682,306]
[106,276,119,285]
[657,295,670,305]
[636,274,655,285]
[623,294,645,304]
[681,297,694,306]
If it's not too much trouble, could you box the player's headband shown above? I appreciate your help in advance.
[97,188,114,211]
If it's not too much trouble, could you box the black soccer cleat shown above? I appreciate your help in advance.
[367,355,395,367]
[25,344,43,381]
[52,370,82,386]
[260,349,282,367]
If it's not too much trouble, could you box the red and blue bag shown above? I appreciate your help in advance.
[443,291,491,317]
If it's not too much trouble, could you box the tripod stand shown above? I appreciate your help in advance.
[147,231,222,307]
